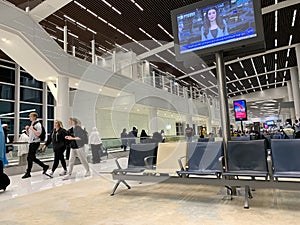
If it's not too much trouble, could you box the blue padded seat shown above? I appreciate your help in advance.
[223,140,268,177]
[177,141,223,177]
[271,139,300,178]
[113,143,158,174]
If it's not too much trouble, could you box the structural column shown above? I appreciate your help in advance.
[56,76,70,128]
[14,64,20,140]
[290,68,300,119]
[42,82,48,135]
[149,108,158,133]
[287,80,295,120]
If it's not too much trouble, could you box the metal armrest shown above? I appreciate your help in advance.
[178,156,186,171]
[144,156,156,169]
[114,158,123,170]
[267,154,273,181]
[219,156,225,172]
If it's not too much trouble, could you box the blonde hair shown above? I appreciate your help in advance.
[55,120,63,128]
[29,112,38,118]
[70,117,81,126]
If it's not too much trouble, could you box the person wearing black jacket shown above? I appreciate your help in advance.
[63,118,90,180]
[42,120,68,177]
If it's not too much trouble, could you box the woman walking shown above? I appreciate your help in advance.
[42,120,68,177]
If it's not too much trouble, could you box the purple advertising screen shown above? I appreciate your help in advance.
[233,100,247,121]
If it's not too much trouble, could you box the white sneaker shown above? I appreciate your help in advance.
[84,171,91,177]
[49,171,54,176]
[59,170,67,176]
[62,174,71,180]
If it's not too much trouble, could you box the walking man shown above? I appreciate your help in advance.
[22,112,49,179]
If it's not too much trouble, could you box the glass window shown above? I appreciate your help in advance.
[20,88,42,103]
[47,120,54,133]
[20,72,43,89]
[1,118,14,136]
[47,91,55,105]
[0,60,15,68]
[0,101,14,115]
[0,67,15,84]
[0,84,14,100]
[20,104,42,118]
[19,119,30,134]
[47,106,54,119]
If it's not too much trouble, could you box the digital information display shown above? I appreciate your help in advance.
[233,100,247,121]
[176,0,257,54]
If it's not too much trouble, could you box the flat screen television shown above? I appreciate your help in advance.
[233,99,247,121]
[171,0,265,58]
[266,120,275,126]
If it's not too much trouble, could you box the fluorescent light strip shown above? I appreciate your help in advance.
[226,76,230,81]
[158,24,174,39]
[135,3,144,11]
[112,7,122,14]
[69,32,78,38]
[87,28,97,34]
[56,26,64,31]
[190,67,195,71]
[208,81,215,86]
[275,39,277,47]
[289,35,293,45]
[275,10,278,32]
[98,16,107,23]
[233,73,239,80]
[102,0,111,7]
[87,9,97,17]
[239,61,244,68]
[74,1,86,9]
[76,22,87,29]
[292,10,297,27]
[209,71,215,77]
[251,58,258,75]
[200,75,205,79]
[228,66,233,71]
[287,48,291,57]
[167,49,176,56]
[108,23,117,30]
[63,15,75,23]
[244,71,248,76]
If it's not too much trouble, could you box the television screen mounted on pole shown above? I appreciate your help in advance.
[171,0,265,59]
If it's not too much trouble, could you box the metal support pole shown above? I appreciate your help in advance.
[63,26,67,52]
[215,52,231,168]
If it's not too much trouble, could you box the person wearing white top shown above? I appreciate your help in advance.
[17,130,29,166]
[89,127,102,164]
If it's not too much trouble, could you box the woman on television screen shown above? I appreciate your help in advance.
[201,6,228,40]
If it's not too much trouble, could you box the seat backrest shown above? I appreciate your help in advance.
[155,142,187,172]
[271,139,300,173]
[231,136,250,141]
[187,141,223,171]
[128,143,158,168]
[227,140,268,172]
[198,137,215,142]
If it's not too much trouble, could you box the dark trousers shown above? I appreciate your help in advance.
[52,147,67,172]
[26,142,46,173]
[65,146,70,160]
[295,131,300,139]
[91,144,101,163]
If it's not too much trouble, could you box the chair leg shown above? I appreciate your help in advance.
[244,185,250,209]
[111,180,121,196]
[121,180,131,189]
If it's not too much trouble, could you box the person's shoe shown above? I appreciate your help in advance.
[49,171,54,176]
[84,171,91,177]
[59,170,67,176]
[22,173,31,179]
[62,174,71,180]
[43,165,49,174]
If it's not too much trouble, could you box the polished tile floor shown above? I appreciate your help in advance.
[1,155,300,225]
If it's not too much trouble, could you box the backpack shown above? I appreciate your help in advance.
[33,121,46,141]
[82,128,88,145]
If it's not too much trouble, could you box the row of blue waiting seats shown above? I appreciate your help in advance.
[111,139,300,208]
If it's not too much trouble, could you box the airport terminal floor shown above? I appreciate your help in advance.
[1,156,300,225]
